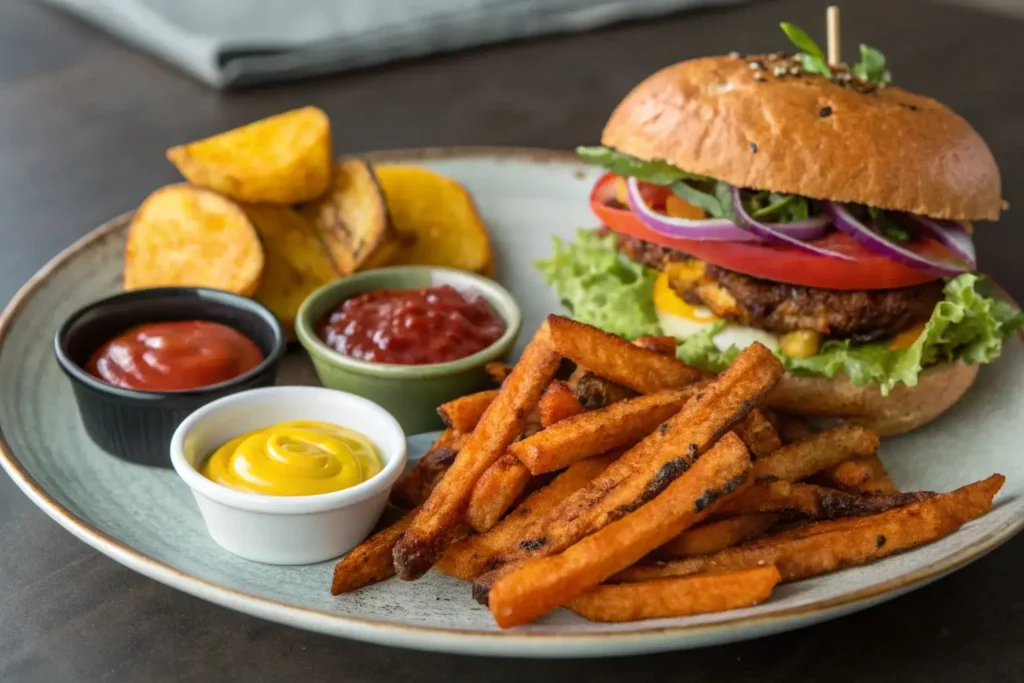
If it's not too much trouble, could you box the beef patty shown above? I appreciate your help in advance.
[618,234,943,342]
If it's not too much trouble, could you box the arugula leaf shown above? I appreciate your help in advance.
[533,230,660,339]
[865,206,911,243]
[780,22,833,78]
[713,182,736,221]
[852,44,892,85]
[752,194,797,219]
[671,181,725,217]
[780,22,826,60]
[575,146,710,185]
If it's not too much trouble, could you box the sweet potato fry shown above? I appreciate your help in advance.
[487,433,752,627]
[547,315,706,393]
[331,508,416,594]
[436,389,500,433]
[631,335,679,356]
[716,480,928,519]
[614,475,1004,584]
[437,453,619,581]
[653,513,781,559]
[775,413,817,444]
[752,425,880,483]
[538,380,586,427]
[569,370,637,409]
[485,362,514,385]
[466,453,533,533]
[389,430,466,509]
[734,410,783,459]
[473,342,783,594]
[509,388,701,476]
[567,567,780,622]
[393,325,561,580]
[819,454,898,494]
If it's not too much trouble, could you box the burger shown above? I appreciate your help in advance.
[537,24,1022,435]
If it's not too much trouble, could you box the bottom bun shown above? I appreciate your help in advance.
[766,361,980,436]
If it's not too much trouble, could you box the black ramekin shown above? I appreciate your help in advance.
[54,287,286,468]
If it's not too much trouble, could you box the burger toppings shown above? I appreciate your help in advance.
[584,144,978,278]
[536,231,1023,394]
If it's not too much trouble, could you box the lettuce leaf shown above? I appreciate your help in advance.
[534,229,661,339]
[536,230,1024,395]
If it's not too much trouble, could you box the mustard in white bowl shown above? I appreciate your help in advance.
[170,386,407,565]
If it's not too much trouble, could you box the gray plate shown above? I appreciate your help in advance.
[1,148,1022,658]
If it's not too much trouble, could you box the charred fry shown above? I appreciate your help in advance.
[438,454,618,581]
[389,430,465,509]
[615,475,1004,584]
[393,324,561,580]
[717,480,928,519]
[547,315,706,393]
[331,509,416,594]
[509,388,702,475]
[487,433,752,627]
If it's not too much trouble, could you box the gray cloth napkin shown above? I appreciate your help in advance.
[41,0,742,89]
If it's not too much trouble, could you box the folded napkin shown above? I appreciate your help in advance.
[42,0,743,89]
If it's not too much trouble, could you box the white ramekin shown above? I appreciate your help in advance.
[169,386,407,565]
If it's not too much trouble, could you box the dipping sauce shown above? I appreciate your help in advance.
[318,285,505,365]
[86,321,263,391]
[200,421,383,496]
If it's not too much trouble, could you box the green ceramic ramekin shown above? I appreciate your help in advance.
[295,266,522,435]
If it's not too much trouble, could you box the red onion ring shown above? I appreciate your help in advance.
[898,213,977,269]
[730,187,855,260]
[824,202,969,276]
[627,178,830,242]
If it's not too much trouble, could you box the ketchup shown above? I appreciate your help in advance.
[86,321,263,391]
[318,285,505,365]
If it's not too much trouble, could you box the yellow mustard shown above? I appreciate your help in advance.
[200,420,383,496]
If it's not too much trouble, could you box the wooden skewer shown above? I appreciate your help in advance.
[826,6,841,66]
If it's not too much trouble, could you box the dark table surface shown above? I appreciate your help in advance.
[2,0,1023,681]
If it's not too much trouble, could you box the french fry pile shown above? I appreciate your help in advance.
[331,315,1005,628]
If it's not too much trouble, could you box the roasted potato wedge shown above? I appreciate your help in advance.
[124,184,264,295]
[167,106,332,204]
[243,204,338,336]
[299,159,397,274]
[375,165,492,274]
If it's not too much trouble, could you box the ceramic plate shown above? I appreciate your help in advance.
[1,148,1022,658]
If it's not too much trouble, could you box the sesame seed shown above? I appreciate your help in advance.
[748,60,765,70]
[789,67,802,76]
[754,75,766,82]
[819,106,833,117]
[769,52,784,60]
[729,51,741,58]
[749,142,758,153]
[773,66,788,77]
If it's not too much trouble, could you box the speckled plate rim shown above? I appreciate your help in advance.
[1,146,1022,658]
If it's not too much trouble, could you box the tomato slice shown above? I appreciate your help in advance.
[590,173,945,291]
